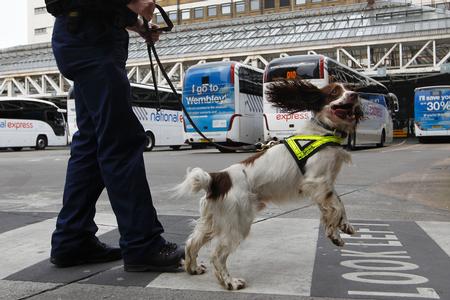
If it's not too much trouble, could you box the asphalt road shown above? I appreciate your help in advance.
[0,138,448,219]
[0,138,449,300]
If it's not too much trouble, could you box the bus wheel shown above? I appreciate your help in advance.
[376,130,386,148]
[35,135,47,150]
[12,147,23,151]
[145,131,155,151]
[170,145,181,150]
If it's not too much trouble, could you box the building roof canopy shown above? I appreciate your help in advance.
[1,0,450,75]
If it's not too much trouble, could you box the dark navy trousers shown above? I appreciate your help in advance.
[50,16,165,264]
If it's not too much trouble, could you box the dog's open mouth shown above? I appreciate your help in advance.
[331,103,355,120]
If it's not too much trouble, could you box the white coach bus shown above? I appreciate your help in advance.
[182,61,264,152]
[67,83,185,151]
[0,97,67,151]
[263,55,398,148]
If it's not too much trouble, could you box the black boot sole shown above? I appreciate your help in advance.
[50,255,122,268]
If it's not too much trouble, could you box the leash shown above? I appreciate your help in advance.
[143,6,259,152]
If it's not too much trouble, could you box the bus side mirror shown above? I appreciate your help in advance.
[393,100,399,112]
[388,93,399,113]
[58,109,67,113]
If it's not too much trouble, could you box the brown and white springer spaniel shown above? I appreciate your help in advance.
[173,79,363,290]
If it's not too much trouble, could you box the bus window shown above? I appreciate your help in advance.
[0,101,22,119]
[239,67,263,96]
[45,110,66,136]
[265,56,321,82]
[131,86,181,110]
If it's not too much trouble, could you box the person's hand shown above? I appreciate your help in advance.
[127,0,156,21]
[127,19,161,44]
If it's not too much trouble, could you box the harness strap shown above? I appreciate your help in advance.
[283,135,342,174]
[311,117,348,138]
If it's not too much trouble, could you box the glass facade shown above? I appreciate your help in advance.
[264,0,275,9]
[194,7,204,18]
[222,3,231,15]
[1,1,450,75]
[236,1,246,13]
[169,11,178,21]
[208,5,217,16]
[251,0,261,10]
[182,9,190,19]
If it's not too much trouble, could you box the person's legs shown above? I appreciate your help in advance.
[50,17,118,262]
[74,52,167,263]
[50,16,182,269]
[51,83,122,266]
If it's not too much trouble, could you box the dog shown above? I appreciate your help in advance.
[174,79,363,290]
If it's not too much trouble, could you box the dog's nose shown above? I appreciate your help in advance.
[346,92,358,102]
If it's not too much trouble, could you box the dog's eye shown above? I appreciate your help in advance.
[331,88,340,96]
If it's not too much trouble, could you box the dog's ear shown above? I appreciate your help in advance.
[265,79,326,113]
[354,105,364,123]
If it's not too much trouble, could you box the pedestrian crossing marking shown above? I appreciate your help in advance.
[417,221,450,256]
[0,213,118,280]
[0,214,449,300]
[147,218,319,296]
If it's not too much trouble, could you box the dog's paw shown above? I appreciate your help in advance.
[225,278,246,290]
[193,263,207,275]
[327,230,345,247]
[186,263,207,275]
[331,236,345,247]
[340,223,355,235]
[326,226,345,247]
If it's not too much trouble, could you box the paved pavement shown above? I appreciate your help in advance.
[0,139,449,300]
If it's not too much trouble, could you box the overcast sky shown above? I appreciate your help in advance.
[0,0,28,49]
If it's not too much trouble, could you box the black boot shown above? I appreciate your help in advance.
[50,238,122,268]
[124,241,185,272]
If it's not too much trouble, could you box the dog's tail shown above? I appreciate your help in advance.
[172,167,211,198]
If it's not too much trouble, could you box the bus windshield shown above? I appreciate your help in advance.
[265,56,321,82]
[183,63,235,133]
[360,93,387,108]
[414,86,450,132]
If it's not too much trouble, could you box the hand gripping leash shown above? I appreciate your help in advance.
[143,5,259,152]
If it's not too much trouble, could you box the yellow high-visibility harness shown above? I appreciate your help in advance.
[283,135,343,174]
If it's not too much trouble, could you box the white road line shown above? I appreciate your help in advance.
[147,218,320,296]
[381,143,421,153]
[0,213,118,279]
[416,221,450,257]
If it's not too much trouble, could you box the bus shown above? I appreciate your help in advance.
[182,61,264,152]
[67,83,185,151]
[263,55,398,148]
[414,86,450,142]
[0,97,67,151]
